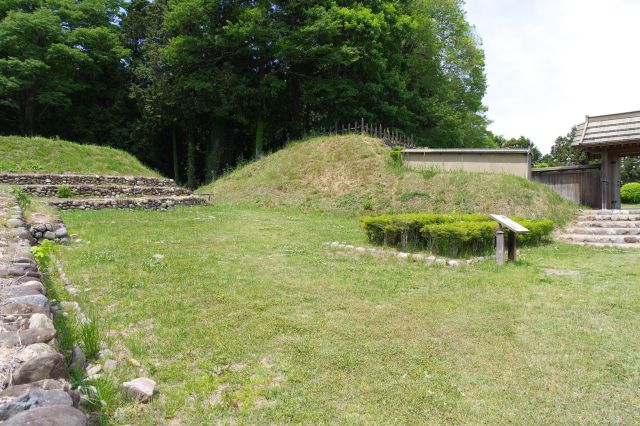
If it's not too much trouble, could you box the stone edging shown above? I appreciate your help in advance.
[20,185,191,198]
[0,173,175,188]
[324,242,490,267]
[0,198,87,424]
[49,196,206,211]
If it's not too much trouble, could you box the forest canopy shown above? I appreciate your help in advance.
[1,0,491,186]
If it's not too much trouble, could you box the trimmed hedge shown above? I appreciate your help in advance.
[360,213,554,257]
[621,183,640,204]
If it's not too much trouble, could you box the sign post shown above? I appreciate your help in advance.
[489,214,529,265]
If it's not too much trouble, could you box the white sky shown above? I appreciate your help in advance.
[464,0,640,154]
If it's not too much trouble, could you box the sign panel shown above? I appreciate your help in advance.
[489,214,529,233]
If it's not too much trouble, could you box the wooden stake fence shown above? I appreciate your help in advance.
[307,119,415,148]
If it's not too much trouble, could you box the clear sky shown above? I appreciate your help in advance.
[464,0,640,154]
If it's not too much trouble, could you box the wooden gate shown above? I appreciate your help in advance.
[531,165,601,208]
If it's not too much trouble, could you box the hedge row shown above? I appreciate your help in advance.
[360,213,554,257]
[621,183,640,204]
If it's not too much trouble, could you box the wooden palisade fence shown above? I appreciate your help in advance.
[307,118,415,148]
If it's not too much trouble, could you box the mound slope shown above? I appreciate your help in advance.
[0,136,159,177]
[201,135,577,224]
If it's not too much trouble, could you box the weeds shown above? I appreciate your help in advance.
[79,308,103,359]
[10,186,31,210]
[56,184,73,198]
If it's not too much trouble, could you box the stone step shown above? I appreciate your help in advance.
[556,233,640,245]
[556,239,640,249]
[0,173,175,187]
[581,209,640,215]
[578,214,640,221]
[49,196,207,211]
[564,227,640,236]
[575,221,640,228]
[21,184,190,198]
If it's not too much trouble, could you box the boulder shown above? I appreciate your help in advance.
[120,377,156,403]
[16,343,58,363]
[3,405,86,426]
[0,389,72,420]
[0,379,70,398]
[43,231,55,240]
[6,219,24,228]
[29,313,54,330]
[0,328,56,348]
[54,228,68,238]
[0,287,42,299]
[0,304,49,316]
[12,354,69,385]
[69,347,86,373]
[5,294,49,309]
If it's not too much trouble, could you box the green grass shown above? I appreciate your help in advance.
[0,136,159,176]
[199,135,578,225]
[56,205,640,424]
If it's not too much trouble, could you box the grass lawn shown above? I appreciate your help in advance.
[56,205,639,424]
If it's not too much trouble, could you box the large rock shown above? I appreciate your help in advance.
[0,328,56,348]
[12,354,69,385]
[3,405,86,426]
[28,313,54,330]
[6,218,24,228]
[120,377,156,403]
[0,379,70,398]
[16,343,58,363]
[5,294,49,309]
[0,304,50,316]
[0,287,42,299]
[54,227,68,238]
[43,231,56,240]
[0,389,72,420]
[69,346,86,373]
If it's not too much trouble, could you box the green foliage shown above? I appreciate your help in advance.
[387,146,404,168]
[491,134,543,164]
[56,185,73,198]
[360,213,553,257]
[9,186,30,210]
[621,157,640,185]
[79,309,103,359]
[30,240,58,270]
[621,182,640,204]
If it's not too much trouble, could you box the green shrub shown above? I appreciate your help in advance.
[9,187,31,210]
[56,185,73,198]
[387,146,404,167]
[360,213,554,257]
[621,183,640,204]
[421,221,496,257]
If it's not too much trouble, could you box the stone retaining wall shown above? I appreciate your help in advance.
[0,173,175,188]
[21,185,191,198]
[50,196,206,211]
[0,197,87,424]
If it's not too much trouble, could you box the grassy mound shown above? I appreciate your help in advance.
[0,136,159,177]
[200,135,578,225]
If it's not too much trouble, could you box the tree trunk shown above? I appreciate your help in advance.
[172,127,180,182]
[186,138,196,189]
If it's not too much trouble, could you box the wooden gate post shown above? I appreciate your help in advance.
[496,228,505,265]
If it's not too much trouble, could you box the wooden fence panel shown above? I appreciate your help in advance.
[531,165,601,208]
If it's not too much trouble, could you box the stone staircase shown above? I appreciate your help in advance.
[556,209,640,248]
[1,173,207,211]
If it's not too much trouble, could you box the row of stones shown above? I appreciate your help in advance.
[0,203,87,425]
[0,173,175,187]
[20,185,191,198]
[49,196,207,211]
[324,242,489,267]
[6,217,70,245]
